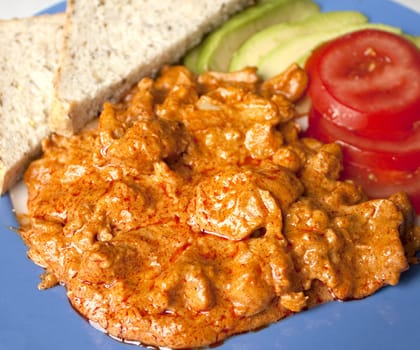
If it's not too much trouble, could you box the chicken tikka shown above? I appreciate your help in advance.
[20,65,420,349]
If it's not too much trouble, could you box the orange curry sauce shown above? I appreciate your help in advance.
[20,65,420,348]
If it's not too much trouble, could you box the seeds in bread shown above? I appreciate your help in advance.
[0,14,64,194]
[50,0,256,135]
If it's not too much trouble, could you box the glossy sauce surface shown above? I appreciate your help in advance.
[20,65,419,348]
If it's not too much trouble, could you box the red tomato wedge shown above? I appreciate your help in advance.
[307,29,420,140]
[304,29,420,213]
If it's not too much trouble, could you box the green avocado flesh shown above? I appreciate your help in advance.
[194,0,320,73]
[258,23,402,79]
[229,11,368,71]
[405,34,420,48]
[182,0,415,78]
[183,45,201,73]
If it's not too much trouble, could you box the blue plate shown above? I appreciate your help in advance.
[0,1,419,349]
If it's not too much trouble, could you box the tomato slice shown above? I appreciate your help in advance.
[305,110,420,214]
[341,161,420,214]
[307,29,420,140]
[306,108,420,171]
[305,108,420,213]
[304,29,420,213]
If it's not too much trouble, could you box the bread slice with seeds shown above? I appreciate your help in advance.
[50,0,256,135]
[0,14,64,194]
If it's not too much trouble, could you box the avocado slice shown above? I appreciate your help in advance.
[258,23,402,79]
[229,11,368,72]
[183,0,294,73]
[405,34,420,48]
[183,45,201,74]
[195,0,320,73]
[182,0,282,73]
[412,36,420,48]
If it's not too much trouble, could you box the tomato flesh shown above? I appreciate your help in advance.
[341,162,420,214]
[305,109,420,213]
[306,109,420,172]
[307,29,420,140]
[304,29,420,213]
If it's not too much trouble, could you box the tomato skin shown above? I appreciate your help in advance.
[306,29,420,141]
[306,109,420,172]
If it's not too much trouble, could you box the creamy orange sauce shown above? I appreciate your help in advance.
[20,65,419,348]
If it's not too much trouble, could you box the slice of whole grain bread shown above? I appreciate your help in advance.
[50,0,256,136]
[0,14,64,194]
